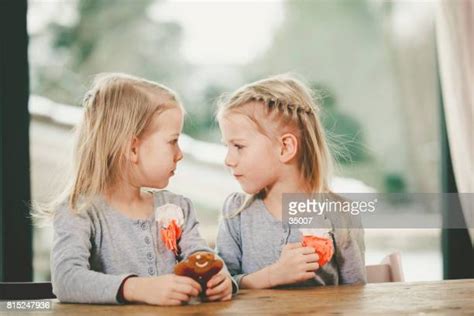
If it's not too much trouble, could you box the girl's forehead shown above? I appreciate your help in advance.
[221,112,253,126]
[148,107,183,134]
[222,107,280,132]
[221,113,256,132]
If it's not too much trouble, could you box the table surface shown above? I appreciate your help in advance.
[16,279,474,315]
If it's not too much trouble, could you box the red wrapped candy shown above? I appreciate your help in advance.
[160,219,182,256]
[302,235,334,267]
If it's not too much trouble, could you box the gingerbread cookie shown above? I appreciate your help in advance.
[174,251,223,296]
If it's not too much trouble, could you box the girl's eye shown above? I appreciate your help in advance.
[234,144,244,150]
[170,139,178,144]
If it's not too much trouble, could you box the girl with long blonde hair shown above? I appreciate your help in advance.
[36,73,234,305]
[215,74,366,289]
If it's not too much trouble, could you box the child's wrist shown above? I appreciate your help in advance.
[123,276,139,303]
[267,264,279,288]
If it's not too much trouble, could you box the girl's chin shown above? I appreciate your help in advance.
[153,179,170,189]
[240,184,264,195]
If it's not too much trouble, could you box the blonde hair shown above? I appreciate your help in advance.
[217,74,334,214]
[32,73,182,222]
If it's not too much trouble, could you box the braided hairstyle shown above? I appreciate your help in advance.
[217,74,333,213]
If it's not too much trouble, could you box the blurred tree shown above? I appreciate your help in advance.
[245,0,406,190]
[377,1,439,193]
[313,83,369,164]
[183,84,225,142]
[31,0,189,106]
[384,172,406,193]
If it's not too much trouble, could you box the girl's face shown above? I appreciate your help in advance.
[219,111,281,194]
[134,106,184,189]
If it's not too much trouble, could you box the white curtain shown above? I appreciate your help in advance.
[436,0,473,242]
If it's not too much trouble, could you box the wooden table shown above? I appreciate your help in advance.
[15,279,474,315]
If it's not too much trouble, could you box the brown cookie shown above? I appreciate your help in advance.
[174,251,223,296]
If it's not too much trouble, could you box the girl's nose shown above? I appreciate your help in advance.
[175,145,183,162]
[224,153,236,167]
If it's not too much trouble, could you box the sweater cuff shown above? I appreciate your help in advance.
[232,273,247,290]
[116,274,138,304]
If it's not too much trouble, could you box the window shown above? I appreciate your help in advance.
[28,0,442,282]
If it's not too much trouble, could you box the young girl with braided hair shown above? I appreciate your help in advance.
[215,74,366,289]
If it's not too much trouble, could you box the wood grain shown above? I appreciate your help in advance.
[41,279,474,315]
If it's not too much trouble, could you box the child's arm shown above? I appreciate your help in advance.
[334,215,367,284]
[215,193,246,287]
[239,243,319,289]
[121,274,201,305]
[177,195,236,299]
[51,203,136,304]
[52,202,202,305]
[216,193,319,289]
[177,196,214,257]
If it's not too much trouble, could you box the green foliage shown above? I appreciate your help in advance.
[314,83,369,164]
[384,173,407,193]
[32,0,188,106]
[183,84,225,142]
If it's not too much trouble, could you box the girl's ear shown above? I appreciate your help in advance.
[127,136,140,164]
[279,133,298,163]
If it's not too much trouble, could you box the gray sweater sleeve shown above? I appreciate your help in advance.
[176,195,239,293]
[333,213,367,285]
[177,197,213,258]
[215,193,247,286]
[51,203,135,304]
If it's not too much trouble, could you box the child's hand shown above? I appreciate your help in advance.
[269,242,319,287]
[205,269,233,301]
[123,274,201,305]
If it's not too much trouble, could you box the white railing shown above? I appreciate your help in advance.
[29,94,375,193]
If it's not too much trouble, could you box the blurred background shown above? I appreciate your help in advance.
[27,0,442,282]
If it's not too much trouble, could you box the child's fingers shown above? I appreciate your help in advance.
[174,282,199,297]
[164,299,183,306]
[175,275,200,287]
[206,282,226,297]
[300,246,317,255]
[284,242,302,250]
[207,289,232,302]
[207,293,225,301]
[305,262,320,271]
[206,294,221,301]
[303,271,317,280]
[304,253,319,263]
[206,278,230,297]
[207,272,225,288]
[221,293,232,301]
[175,276,202,292]
[169,291,191,302]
